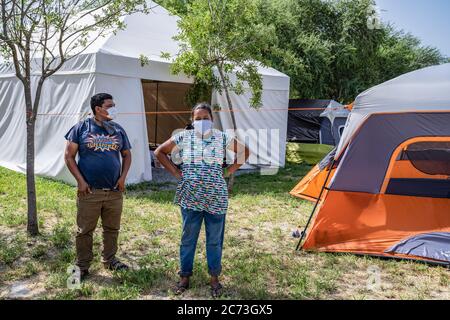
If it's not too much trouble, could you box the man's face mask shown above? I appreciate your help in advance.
[193,119,213,134]
[105,106,118,120]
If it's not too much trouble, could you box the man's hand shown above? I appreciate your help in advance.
[78,180,92,197]
[115,176,126,192]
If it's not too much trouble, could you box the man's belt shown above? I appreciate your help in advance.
[92,188,117,191]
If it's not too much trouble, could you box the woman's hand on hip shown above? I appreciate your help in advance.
[174,169,182,180]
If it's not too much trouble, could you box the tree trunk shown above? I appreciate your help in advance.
[24,85,39,236]
[217,66,238,193]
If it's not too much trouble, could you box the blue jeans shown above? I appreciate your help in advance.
[179,208,226,277]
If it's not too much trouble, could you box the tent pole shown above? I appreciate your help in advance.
[295,159,336,251]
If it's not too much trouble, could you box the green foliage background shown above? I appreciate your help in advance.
[157,0,447,103]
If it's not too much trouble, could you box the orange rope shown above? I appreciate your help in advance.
[36,107,338,116]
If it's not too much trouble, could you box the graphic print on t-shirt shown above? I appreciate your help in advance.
[86,133,120,152]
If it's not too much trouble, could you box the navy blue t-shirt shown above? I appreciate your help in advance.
[64,118,131,189]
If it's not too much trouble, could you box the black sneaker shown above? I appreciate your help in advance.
[106,259,129,271]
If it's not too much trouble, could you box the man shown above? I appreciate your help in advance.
[64,93,132,280]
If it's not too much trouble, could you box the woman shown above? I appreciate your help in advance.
[155,102,249,297]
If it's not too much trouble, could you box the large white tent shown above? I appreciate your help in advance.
[0,1,290,185]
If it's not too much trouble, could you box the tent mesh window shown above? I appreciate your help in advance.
[386,140,450,199]
[400,141,450,176]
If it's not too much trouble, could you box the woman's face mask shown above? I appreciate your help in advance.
[192,119,213,134]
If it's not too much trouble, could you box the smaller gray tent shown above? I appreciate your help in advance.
[319,101,349,146]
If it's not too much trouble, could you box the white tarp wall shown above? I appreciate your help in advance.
[212,68,290,169]
[0,71,152,185]
[0,74,95,184]
[0,64,289,186]
[0,0,290,185]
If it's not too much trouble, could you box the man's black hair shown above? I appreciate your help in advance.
[91,93,113,115]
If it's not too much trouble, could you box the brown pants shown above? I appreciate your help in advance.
[76,189,123,271]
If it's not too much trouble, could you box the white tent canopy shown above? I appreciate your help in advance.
[336,63,450,158]
[0,1,290,185]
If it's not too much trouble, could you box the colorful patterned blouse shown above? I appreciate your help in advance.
[172,129,233,215]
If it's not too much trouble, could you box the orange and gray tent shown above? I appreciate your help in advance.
[290,63,450,265]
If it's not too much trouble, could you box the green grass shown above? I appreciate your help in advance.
[0,143,448,300]
[0,235,26,265]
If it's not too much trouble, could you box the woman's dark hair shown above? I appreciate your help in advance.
[186,102,213,129]
[192,102,213,121]
[90,93,113,115]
